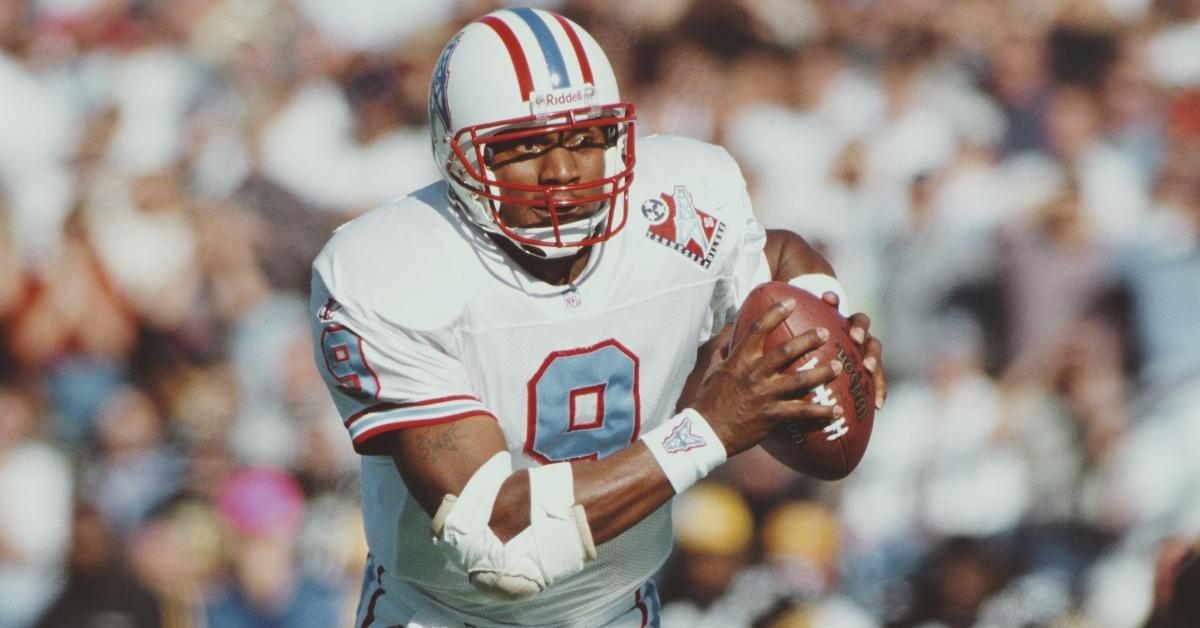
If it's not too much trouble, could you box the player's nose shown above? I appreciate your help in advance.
[537,145,580,187]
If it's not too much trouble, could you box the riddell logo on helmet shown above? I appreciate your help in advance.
[530,85,597,115]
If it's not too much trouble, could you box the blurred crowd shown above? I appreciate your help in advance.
[1,0,1200,626]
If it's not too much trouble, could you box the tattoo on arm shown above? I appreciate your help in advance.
[415,422,466,462]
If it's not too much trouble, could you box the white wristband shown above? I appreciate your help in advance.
[640,408,727,494]
[788,273,850,316]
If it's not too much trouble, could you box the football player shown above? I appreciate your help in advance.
[310,8,886,627]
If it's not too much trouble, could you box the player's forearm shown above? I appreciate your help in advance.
[395,415,672,548]
[764,228,834,279]
[490,443,674,545]
[571,443,675,544]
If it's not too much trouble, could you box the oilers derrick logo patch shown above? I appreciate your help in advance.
[663,416,707,454]
[643,185,724,268]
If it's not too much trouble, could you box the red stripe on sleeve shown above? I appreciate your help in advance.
[553,14,594,85]
[478,16,535,100]
[343,395,483,427]
[351,411,498,454]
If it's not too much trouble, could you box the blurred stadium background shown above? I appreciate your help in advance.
[2,0,1200,626]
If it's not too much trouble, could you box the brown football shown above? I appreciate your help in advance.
[731,281,875,480]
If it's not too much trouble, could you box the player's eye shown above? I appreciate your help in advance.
[497,139,546,156]
[487,137,550,166]
[562,134,592,148]
[563,129,607,149]
[516,139,548,154]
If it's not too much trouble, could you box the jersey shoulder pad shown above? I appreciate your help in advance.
[635,135,751,222]
[637,135,747,193]
[312,183,471,331]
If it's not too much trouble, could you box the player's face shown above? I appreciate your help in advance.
[486,126,609,229]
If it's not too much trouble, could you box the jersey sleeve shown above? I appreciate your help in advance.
[702,145,771,340]
[310,270,494,455]
[729,197,772,305]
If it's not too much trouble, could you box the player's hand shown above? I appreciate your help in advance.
[690,299,843,457]
[820,292,887,410]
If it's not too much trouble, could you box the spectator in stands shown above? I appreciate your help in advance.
[0,386,74,628]
[203,467,344,627]
[35,505,161,628]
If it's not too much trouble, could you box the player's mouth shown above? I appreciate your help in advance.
[531,199,598,225]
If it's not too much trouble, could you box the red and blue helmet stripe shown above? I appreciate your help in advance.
[550,12,595,86]
[510,7,570,89]
[477,8,595,101]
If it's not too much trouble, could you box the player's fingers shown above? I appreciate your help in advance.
[730,299,794,361]
[759,327,828,373]
[862,336,887,409]
[848,312,871,345]
[765,358,840,397]
[764,399,842,423]
[821,291,840,308]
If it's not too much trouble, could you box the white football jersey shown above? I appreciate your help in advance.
[310,135,770,626]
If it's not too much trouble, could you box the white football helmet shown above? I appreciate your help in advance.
[429,8,636,258]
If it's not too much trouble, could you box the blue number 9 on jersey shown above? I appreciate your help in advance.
[525,340,641,463]
[320,325,382,400]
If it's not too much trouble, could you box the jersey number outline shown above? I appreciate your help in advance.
[320,325,382,400]
[525,339,641,463]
